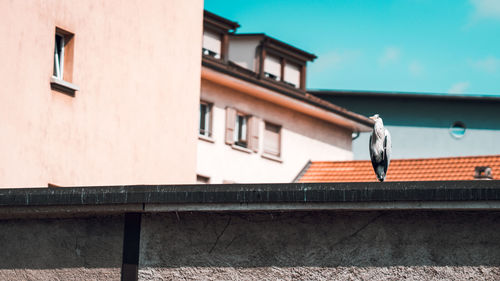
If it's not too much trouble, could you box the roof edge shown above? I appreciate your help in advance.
[231,33,317,61]
[309,154,500,164]
[204,10,240,32]
[309,89,500,102]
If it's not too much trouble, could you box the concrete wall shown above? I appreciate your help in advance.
[0,216,123,280]
[320,95,500,159]
[139,211,500,280]
[0,0,204,187]
[198,79,352,183]
[1,211,499,280]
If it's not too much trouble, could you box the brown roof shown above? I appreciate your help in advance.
[231,33,317,62]
[204,10,240,32]
[296,155,500,182]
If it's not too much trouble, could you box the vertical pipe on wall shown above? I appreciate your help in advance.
[121,213,142,281]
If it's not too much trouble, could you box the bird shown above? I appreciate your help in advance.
[369,114,391,182]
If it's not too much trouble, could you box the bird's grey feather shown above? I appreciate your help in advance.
[383,129,391,176]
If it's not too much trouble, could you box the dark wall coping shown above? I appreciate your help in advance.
[1,181,499,207]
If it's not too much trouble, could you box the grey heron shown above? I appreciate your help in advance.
[369,114,391,181]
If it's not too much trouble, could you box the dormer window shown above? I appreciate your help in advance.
[262,54,304,89]
[284,62,300,88]
[202,30,222,59]
[264,55,281,81]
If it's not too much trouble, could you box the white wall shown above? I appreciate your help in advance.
[198,79,352,184]
[228,37,261,71]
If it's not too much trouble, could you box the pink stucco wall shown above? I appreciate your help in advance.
[0,0,203,187]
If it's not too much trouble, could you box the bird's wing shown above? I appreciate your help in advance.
[369,133,378,170]
[383,129,392,174]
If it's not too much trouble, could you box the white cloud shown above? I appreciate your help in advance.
[408,61,424,77]
[470,0,500,20]
[448,82,470,94]
[471,56,499,73]
[310,50,361,73]
[378,47,401,66]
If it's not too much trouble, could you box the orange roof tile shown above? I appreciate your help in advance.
[297,155,500,182]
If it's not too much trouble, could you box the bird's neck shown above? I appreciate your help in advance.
[372,132,384,143]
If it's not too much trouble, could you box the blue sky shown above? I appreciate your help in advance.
[205,0,500,96]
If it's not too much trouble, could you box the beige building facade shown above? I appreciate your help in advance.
[198,12,373,183]
[0,0,204,187]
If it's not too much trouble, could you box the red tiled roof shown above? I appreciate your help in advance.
[297,155,500,182]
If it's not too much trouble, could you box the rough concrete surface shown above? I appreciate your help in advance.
[0,215,123,280]
[139,211,500,280]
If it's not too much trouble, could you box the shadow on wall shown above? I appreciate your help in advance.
[0,216,123,270]
[140,211,500,268]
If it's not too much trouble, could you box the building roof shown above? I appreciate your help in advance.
[296,155,500,182]
[202,57,374,131]
[204,10,240,32]
[309,89,500,103]
[231,33,317,62]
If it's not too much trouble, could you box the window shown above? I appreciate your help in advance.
[450,121,466,139]
[202,30,222,59]
[196,175,210,184]
[199,101,212,137]
[53,33,65,79]
[234,113,249,147]
[284,62,300,88]
[264,122,281,157]
[264,55,281,81]
[262,54,304,89]
[50,28,79,94]
[225,107,259,152]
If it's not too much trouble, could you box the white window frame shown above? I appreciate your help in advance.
[234,113,248,148]
[53,33,65,80]
[199,101,212,138]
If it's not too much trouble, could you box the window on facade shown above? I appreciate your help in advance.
[234,113,248,147]
[264,122,281,157]
[284,62,301,88]
[450,121,466,139]
[50,28,78,95]
[199,101,212,137]
[225,107,259,152]
[53,33,65,79]
[202,30,222,59]
[197,175,210,184]
[264,55,281,81]
[52,29,74,81]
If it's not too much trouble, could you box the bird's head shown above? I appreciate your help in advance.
[370,114,384,138]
